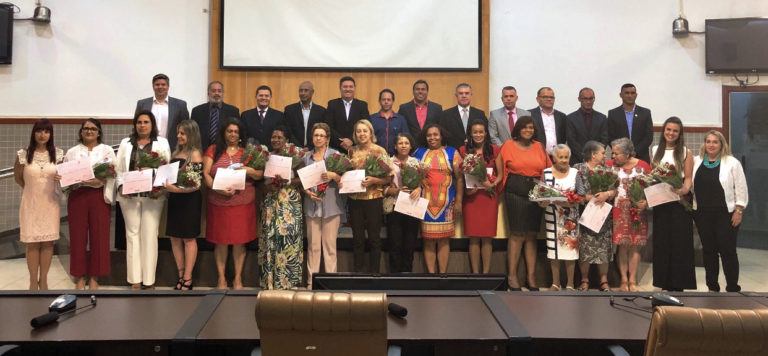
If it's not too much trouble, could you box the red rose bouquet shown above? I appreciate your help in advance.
[137,151,167,169]
[325,152,352,175]
[528,182,566,202]
[400,158,427,190]
[461,153,496,196]
[315,182,330,198]
[627,174,654,231]
[364,153,392,178]
[585,165,618,193]
[650,162,692,211]
[279,143,304,169]
[93,161,117,180]
[242,144,270,170]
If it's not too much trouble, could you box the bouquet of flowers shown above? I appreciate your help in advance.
[461,153,496,196]
[400,158,427,190]
[528,182,566,202]
[650,162,692,211]
[325,152,352,175]
[93,161,117,180]
[148,186,166,200]
[315,182,330,198]
[364,153,392,178]
[137,150,167,169]
[584,165,618,194]
[279,143,304,169]
[242,144,270,170]
[176,162,202,189]
[627,174,654,231]
[563,190,584,204]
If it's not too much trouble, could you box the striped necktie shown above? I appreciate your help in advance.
[210,106,219,144]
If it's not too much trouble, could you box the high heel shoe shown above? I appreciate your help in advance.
[180,279,193,291]
[525,282,540,292]
[174,277,184,290]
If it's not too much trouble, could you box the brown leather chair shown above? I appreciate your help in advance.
[255,290,388,356]
[644,306,768,356]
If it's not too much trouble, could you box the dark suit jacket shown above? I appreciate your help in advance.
[437,106,487,149]
[529,107,567,153]
[134,96,189,150]
[565,109,609,164]
[284,102,326,150]
[241,107,284,146]
[607,105,654,163]
[397,100,443,138]
[324,98,370,150]
[191,102,240,151]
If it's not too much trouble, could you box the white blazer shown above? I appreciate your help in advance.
[691,155,748,212]
[114,136,172,189]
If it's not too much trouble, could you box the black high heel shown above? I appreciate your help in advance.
[174,277,183,290]
[525,282,540,292]
[181,279,193,291]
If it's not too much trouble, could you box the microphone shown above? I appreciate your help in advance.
[388,303,408,319]
[30,312,59,328]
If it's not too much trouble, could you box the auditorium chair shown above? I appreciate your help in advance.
[254,290,397,356]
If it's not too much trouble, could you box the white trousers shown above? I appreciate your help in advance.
[306,215,340,287]
[119,196,164,285]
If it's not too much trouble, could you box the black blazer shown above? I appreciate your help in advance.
[324,98,370,150]
[565,109,609,164]
[529,107,567,152]
[397,100,443,138]
[606,105,654,163]
[284,102,326,150]
[437,106,487,149]
[190,102,240,151]
[135,96,190,150]
[241,107,285,146]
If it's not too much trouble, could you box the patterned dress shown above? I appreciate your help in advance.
[259,172,304,290]
[574,163,614,264]
[18,149,63,243]
[542,167,581,260]
[608,160,651,246]
[414,146,462,239]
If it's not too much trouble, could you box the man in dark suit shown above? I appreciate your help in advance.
[284,81,326,150]
[566,87,609,164]
[529,87,566,156]
[607,83,654,163]
[397,79,442,138]
[324,76,370,151]
[241,85,284,146]
[134,73,189,149]
[437,83,487,149]
[190,81,240,151]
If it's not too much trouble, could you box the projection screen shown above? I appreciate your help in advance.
[221,0,481,71]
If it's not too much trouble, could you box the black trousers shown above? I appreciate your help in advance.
[386,211,420,273]
[652,202,697,290]
[349,198,383,273]
[694,208,741,292]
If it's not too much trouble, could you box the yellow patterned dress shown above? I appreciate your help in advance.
[415,146,462,239]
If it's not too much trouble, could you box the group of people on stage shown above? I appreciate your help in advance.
[13,75,748,293]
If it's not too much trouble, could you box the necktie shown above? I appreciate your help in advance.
[259,110,265,125]
[462,108,468,121]
[507,110,515,134]
[210,106,219,144]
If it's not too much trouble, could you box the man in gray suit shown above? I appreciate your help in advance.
[134,73,190,150]
[566,87,609,164]
[488,86,531,146]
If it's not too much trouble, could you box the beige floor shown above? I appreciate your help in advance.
[0,248,766,292]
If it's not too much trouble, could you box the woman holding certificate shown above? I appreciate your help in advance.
[384,132,421,273]
[606,137,650,292]
[14,119,63,290]
[164,120,203,291]
[495,116,551,291]
[692,130,748,292]
[650,116,696,292]
[64,118,116,290]
[415,123,463,274]
[303,123,344,288]
[347,119,393,273]
[259,125,304,290]
[115,111,171,289]
[203,118,262,290]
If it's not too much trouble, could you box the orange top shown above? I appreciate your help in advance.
[499,140,552,186]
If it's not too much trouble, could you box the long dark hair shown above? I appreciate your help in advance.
[465,119,493,163]
[652,116,685,170]
[131,110,159,144]
[26,119,56,164]
[213,117,246,162]
[78,118,103,144]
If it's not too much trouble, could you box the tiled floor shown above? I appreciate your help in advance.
[1,248,766,292]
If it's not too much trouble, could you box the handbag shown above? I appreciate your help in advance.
[505,173,536,197]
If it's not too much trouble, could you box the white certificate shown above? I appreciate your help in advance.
[339,169,366,194]
[644,182,679,208]
[212,168,246,190]
[297,160,327,189]
[121,170,153,194]
[465,168,493,189]
[264,155,293,179]
[56,156,95,188]
[578,200,613,233]
[394,191,429,219]
[153,161,179,187]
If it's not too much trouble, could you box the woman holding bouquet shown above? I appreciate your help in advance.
[14,119,63,290]
[692,130,748,292]
[164,120,203,290]
[495,116,550,291]
[347,119,393,273]
[384,132,421,273]
[459,120,500,274]
[259,125,304,289]
[606,137,650,292]
[64,118,116,290]
[650,116,696,291]
[203,118,263,289]
[115,111,171,289]
[303,123,345,287]
[575,141,615,291]
[415,124,464,274]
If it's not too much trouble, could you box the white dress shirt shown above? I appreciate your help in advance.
[302,102,312,145]
[152,97,170,137]
[540,107,557,154]
[343,99,352,120]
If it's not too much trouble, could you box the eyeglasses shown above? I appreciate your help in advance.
[538,96,555,100]
[81,127,99,132]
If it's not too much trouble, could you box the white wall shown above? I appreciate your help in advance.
[0,0,209,118]
[490,0,768,127]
